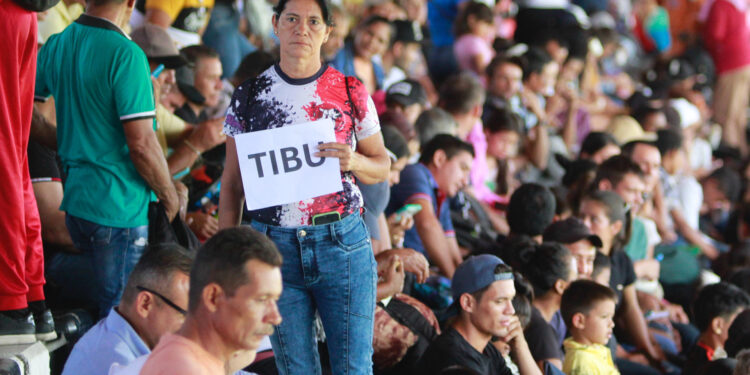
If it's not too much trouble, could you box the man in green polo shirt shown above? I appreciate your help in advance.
[35,0,178,317]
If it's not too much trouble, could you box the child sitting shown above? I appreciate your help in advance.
[560,280,620,375]
[683,282,750,375]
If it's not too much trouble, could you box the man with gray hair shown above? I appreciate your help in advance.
[438,72,486,140]
[415,107,458,150]
[62,245,193,375]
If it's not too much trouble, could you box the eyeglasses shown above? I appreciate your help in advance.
[137,286,187,316]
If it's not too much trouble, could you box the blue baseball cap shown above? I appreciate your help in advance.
[451,254,514,302]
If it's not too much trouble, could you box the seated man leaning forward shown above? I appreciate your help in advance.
[62,244,193,375]
[417,254,541,375]
[386,134,474,278]
[138,226,283,375]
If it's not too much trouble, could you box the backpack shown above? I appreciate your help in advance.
[374,295,440,375]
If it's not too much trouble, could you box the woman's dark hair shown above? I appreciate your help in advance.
[507,184,556,237]
[552,186,571,217]
[418,134,475,165]
[559,157,598,214]
[582,190,629,252]
[274,0,333,26]
[454,1,493,36]
[512,272,534,328]
[518,242,573,298]
[692,282,750,332]
[494,159,511,195]
[592,250,611,281]
[579,132,618,159]
[381,125,410,160]
[483,107,523,135]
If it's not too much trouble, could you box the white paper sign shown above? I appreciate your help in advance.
[234,119,343,210]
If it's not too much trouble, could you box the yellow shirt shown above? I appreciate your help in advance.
[155,104,187,154]
[144,0,214,33]
[38,0,84,44]
[563,338,620,375]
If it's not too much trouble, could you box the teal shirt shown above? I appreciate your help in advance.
[35,15,156,228]
[624,217,648,261]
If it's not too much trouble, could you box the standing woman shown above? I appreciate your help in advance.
[218,0,391,373]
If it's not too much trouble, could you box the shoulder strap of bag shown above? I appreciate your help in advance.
[344,76,360,145]
[382,298,438,342]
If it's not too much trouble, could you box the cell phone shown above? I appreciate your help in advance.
[395,203,422,220]
[151,64,165,78]
[644,310,670,321]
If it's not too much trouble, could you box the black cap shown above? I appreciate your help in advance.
[543,217,603,248]
[667,59,696,81]
[393,20,423,44]
[175,64,206,105]
[386,79,427,107]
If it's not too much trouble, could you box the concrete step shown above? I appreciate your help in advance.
[0,342,51,375]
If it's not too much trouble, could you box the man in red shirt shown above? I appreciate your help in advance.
[0,0,58,344]
[702,0,750,156]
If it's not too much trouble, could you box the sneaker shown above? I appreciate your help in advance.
[33,309,57,341]
[0,311,36,345]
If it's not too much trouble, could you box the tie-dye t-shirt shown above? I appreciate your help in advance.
[224,64,381,226]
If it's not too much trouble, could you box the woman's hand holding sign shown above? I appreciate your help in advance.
[316,134,390,184]
[316,142,359,172]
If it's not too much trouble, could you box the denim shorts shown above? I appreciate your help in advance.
[249,213,377,375]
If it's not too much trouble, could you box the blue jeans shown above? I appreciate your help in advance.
[249,214,377,375]
[47,215,147,317]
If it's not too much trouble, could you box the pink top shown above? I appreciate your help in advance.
[702,0,750,74]
[139,333,225,375]
[454,34,495,76]
[466,121,507,206]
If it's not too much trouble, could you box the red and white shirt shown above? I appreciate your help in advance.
[224,64,380,226]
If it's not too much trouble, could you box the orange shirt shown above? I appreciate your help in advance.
[139,333,225,375]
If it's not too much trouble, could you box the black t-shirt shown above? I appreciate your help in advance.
[682,343,710,375]
[609,250,636,310]
[28,139,61,182]
[418,327,513,375]
[525,307,564,363]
